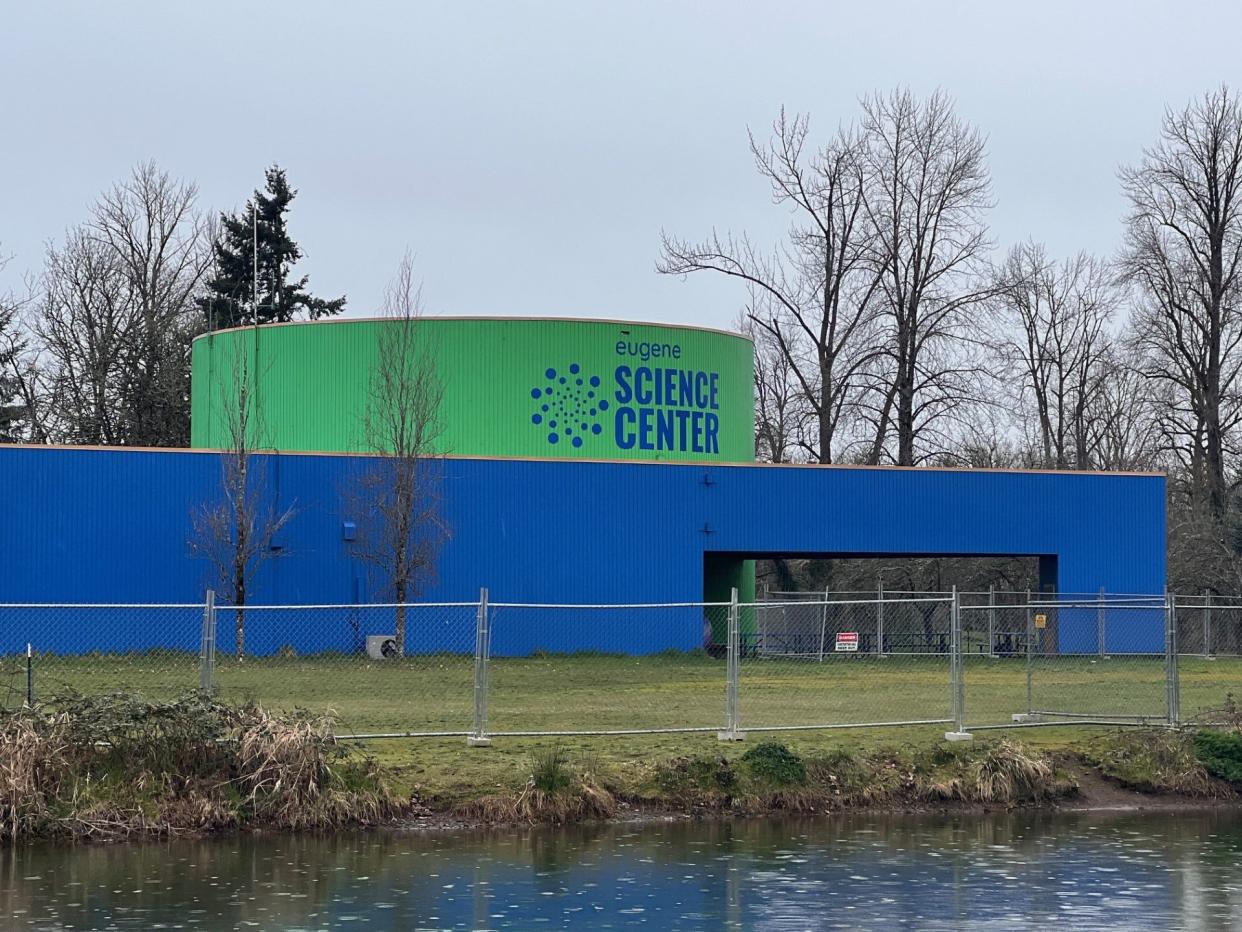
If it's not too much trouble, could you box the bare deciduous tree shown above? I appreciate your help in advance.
[36,228,133,444]
[190,346,296,659]
[92,162,212,446]
[992,243,1118,469]
[859,88,994,466]
[659,109,883,463]
[738,309,805,462]
[1120,86,1242,519]
[1084,343,1163,472]
[351,253,448,657]
[0,254,41,442]
[34,163,210,446]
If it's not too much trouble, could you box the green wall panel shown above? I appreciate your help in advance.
[190,317,755,462]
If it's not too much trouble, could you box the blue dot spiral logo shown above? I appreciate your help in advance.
[529,363,608,448]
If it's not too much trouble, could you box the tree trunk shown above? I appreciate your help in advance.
[818,366,833,465]
[395,575,407,658]
[896,348,915,466]
[235,568,246,661]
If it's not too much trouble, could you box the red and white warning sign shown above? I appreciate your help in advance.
[835,631,859,652]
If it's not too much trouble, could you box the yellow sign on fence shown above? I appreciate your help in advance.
[1034,614,1047,629]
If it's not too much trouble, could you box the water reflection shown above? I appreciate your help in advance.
[3,809,1241,929]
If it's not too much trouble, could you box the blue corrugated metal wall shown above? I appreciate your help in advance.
[0,447,1166,654]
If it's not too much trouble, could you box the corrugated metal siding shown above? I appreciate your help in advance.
[0,448,1166,653]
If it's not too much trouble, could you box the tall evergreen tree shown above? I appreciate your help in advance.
[199,165,345,330]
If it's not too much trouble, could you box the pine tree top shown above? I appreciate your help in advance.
[199,165,345,330]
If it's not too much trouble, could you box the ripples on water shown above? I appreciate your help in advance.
[2,809,1241,930]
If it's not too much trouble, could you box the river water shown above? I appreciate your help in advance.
[2,809,1241,930]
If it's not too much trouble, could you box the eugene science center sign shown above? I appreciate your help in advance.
[189,317,756,463]
[519,323,754,462]
[529,340,727,455]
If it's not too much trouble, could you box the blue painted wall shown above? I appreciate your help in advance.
[0,447,1166,655]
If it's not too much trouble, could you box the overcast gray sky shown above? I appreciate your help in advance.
[3,1,1240,330]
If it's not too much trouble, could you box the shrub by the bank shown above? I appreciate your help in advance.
[0,711,70,842]
[806,748,909,805]
[654,756,737,806]
[740,742,807,787]
[1081,729,1218,796]
[0,693,400,843]
[235,705,396,830]
[456,745,617,824]
[531,745,572,793]
[643,739,1069,815]
[1193,730,1242,784]
[917,740,1062,803]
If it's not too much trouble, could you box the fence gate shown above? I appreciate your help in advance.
[959,596,1172,730]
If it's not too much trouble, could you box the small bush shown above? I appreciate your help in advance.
[460,779,616,825]
[914,741,1062,804]
[531,745,571,794]
[0,710,71,841]
[1082,729,1216,796]
[235,706,397,829]
[654,756,737,800]
[457,747,615,825]
[1194,730,1242,783]
[806,748,909,803]
[740,742,807,786]
[57,692,236,777]
[967,740,1054,803]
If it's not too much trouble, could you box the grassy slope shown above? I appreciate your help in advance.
[7,653,1236,735]
[5,653,1238,808]
[363,724,1126,806]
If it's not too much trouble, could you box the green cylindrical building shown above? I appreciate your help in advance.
[190,317,755,462]
[190,315,757,622]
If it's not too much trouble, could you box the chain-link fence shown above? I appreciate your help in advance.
[959,598,1172,730]
[738,598,955,732]
[484,602,729,735]
[209,602,482,736]
[1171,594,1242,723]
[4,589,1241,740]
[0,603,206,709]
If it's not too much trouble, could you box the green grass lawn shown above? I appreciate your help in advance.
[4,650,1238,740]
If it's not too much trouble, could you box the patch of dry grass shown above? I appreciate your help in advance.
[920,740,1059,803]
[0,711,71,841]
[235,706,399,830]
[1080,728,1221,797]
[0,695,403,843]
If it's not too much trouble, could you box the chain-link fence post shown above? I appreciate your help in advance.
[945,586,971,740]
[817,586,829,662]
[987,584,996,658]
[877,578,886,657]
[468,587,492,747]
[1025,589,1034,716]
[1166,591,1180,727]
[1097,587,1106,657]
[25,643,33,708]
[718,587,744,742]
[198,590,216,696]
[950,588,959,725]
[1204,589,1213,659]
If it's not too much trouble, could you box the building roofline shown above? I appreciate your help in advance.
[191,314,754,345]
[0,442,1166,479]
